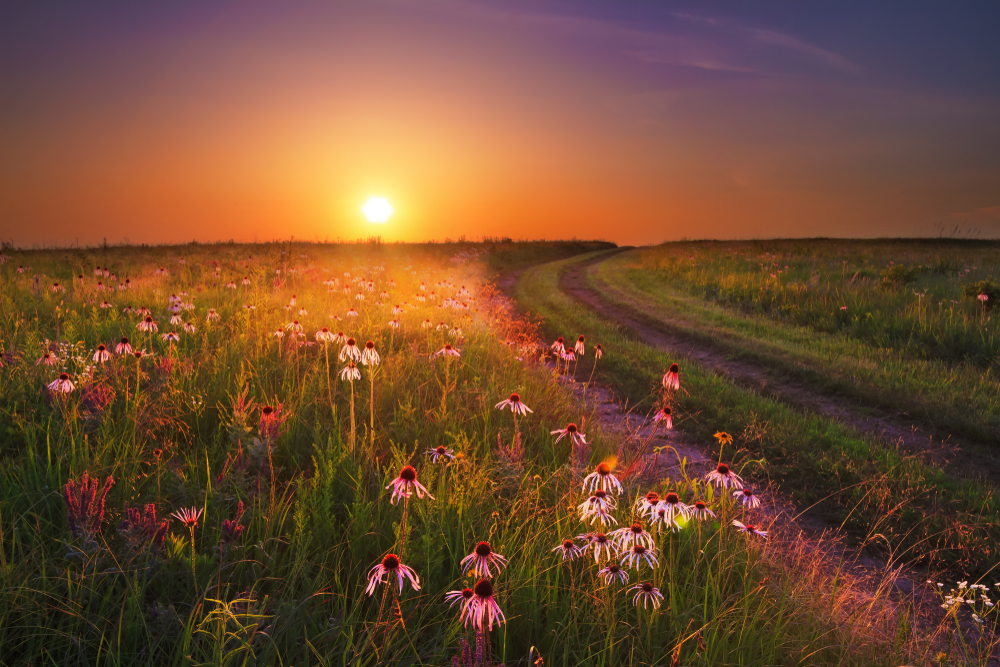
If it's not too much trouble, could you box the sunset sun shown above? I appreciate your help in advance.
[362,196,394,223]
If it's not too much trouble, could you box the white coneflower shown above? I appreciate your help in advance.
[583,462,623,495]
[137,316,158,333]
[468,579,506,631]
[611,522,656,550]
[705,463,744,490]
[552,538,584,561]
[365,554,420,596]
[92,344,110,363]
[206,309,220,322]
[385,465,434,505]
[662,363,680,390]
[434,343,460,358]
[652,407,672,429]
[690,500,716,521]
[161,331,180,343]
[574,335,585,355]
[599,563,629,585]
[495,392,532,415]
[285,320,303,333]
[550,422,586,446]
[621,544,659,570]
[578,532,615,562]
[36,352,59,366]
[461,541,508,578]
[361,340,379,366]
[630,582,664,608]
[48,373,75,393]
[339,337,361,362]
[316,327,335,343]
[734,488,761,509]
[732,520,768,538]
[426,445,455,463]
[339,362,360,381]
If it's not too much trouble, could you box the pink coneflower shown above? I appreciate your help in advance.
[732,520,768,538]
[578,491,618,527]
[560,348,576,363]
[161,331,180,343]
[574,335,585,355]
[612,522,656,550]
[285,320,303,333]
[361,340,379,366]
[662,363,680,390]
[578,532,615,562]
[298,308,308,316]
[385,465,434,505]
[365,553,420,596]
[421,319,433,329]
[550,422,586,446]
[332,331,347,345]
[630,582,664,608]
[170,506,203,528]
[595,344,603,359]
[583,462,623,495]
[169,314,183,325]
[690,500,716,521]
[346,308,359,318]
[444,588,476,626]
[182,322,196,334]
[100,300,112,309]
[51,282,65,293]
[469,579,506,631]
[137,316,157,333]
[599,563,629,585]
[340,362,360,381]
[978,293,989,303]
[437,322,449,332]
[36,352,58,366]
[93,344,110,363]
[273,329,285,339]
[621,544,659,570]
[550,337,565,353]
[636,491,660,514]
[316,327,335,343]
[241,276,250,286]
[734,488,761,509]
[48,373,75,393]
[705,463,744,490]
[461,541,508,578]
[206,309,220,322]
[658,491,691,524]
[652,406,672,429]
[426,445,455,463]
[495,392,533,415]
[339,337,361,362]
[389,319,401,329]
[434,343,460,357]
[552,538,584,561]
[136,307,151,317]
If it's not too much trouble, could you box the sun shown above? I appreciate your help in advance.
[362,196,394,223]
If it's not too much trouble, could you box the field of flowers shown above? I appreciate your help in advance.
[0,241,991,665]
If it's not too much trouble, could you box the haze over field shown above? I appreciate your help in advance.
[2,1,999,247]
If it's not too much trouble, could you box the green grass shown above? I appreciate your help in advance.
[515,250,1000,576]
[0,241,986,666]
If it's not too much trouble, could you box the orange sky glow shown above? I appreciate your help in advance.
[2,2,999,246]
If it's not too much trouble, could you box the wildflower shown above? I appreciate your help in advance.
[365,553,420,596]
[578,491,618,527]
[422,318,433,329]
[978,293,989,303]
[578,532,615,562]
[426,445,455,463]
[636,491,660,514]
[732,520,768,538]
[713,431,733,446]
[734,488,761,509]
[621,544,659,570]
[705,463,744,490]
[385,465,434,504]
[574,335,585,355]
[118,503,169,551]
[552,538,584,561]
[169,314,183,325]
[630,582,664,609]
[690,501,716,521]
[171,506,203,529]
[346,308,358,318]
[161,331,180,343]
[551,337,565,353]
[93,344,110,363]
[100,300,112,308]
[361,340,379,366]
[657,491,690,524]
[51,282,65,293]
[550,422,586,446]
[316,327,335,343]
[444,587,477,626]
[137,316,158,333]
[652,407,672,429]
[272,329,285,339]
[219,501,245,545]
[259,405,288,442]
[36,352,59,366]
[583,461,623,495]
[495,392,533,415]
[241,276,250,286]
[599,563,629,585]
[115,337,132,354]
[461,541,508,578]
[48,373,75,393]
[206,308,220,322]
[662,363,680,390]
[468,579,506,631]
[182,322,196,334]
[435,343,461,357]
[63,471,114,538]
[333,331,347,345]
[339,337,361,362]
[389,319,400,329]
[612,523,656,550]
[340,362,361,381]
[285,320,303,333]
[594,344,603,359]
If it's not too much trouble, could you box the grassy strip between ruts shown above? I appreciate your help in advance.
[515,250,1000,575]
[588,249,1000,445]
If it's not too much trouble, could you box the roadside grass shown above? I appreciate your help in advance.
[515,251,1000,577]
[0,242,956,666]
[589,249,1000,445]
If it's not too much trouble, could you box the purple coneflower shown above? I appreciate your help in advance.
[705,463,744,490]
[636,491,660,514]
[445,587,477,626]
[690,500,716,521]
[137,316,157,333]
[550,337,565,353]
[469,579,506,631]
[340,362,360,381]
[461,541,508,577]
[316,327,335,343]
[734,488,761,509]
[732,520,768,538]
[611,522,655,550]
[574,335,585,355]
[339,337,361,362]
[115,337,132,355]
[385,465,434,505]
[599,563,629,585]
[583,462,623,495]
[550,422,586,446]
[36,352,58,366]
[365,553,420,596]
[93,344,110,363]
[435,343,460,358]
[171,506,203,528]
[495,392,532,415]
[48,373,75,393]
[621,544,659,570]
[552,538,584,561]
[630,582,664,608]
[662,363,680,391]
[361,340,379,366]
[578,532,615,562]
[426,445,455,463]
[594,344,603,359]
[161,331,180,343]
[652,406,672,429]
[285,320,303,333]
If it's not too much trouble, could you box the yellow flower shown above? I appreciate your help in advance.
[713,431,733,445]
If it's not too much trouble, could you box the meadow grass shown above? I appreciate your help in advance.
[0,242,990,665]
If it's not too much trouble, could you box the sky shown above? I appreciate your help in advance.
[2,1,999,247]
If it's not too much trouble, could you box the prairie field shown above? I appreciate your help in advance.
[0,239,997,666]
